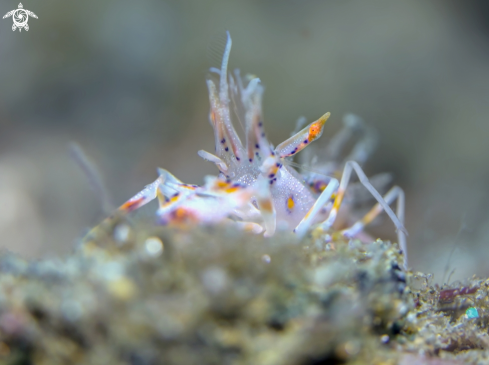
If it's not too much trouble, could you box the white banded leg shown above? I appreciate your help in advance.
[341,186,407,268]
[294,178,339,239]
[321,161,407,236]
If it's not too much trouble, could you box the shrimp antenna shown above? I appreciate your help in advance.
[69,142,114,215]
[219,31,232,107]
[442,212,468,285]
[283,159,334,179]
[207,30,229,71]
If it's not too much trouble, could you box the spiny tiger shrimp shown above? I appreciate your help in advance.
[114,32,408,266]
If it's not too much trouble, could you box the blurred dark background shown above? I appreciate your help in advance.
[1,0,489,282]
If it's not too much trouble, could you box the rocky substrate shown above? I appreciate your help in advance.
[0,215,485,364]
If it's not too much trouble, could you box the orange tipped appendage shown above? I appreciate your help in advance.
[308,113,329,142]
[275,112,330,158]
[119,197,146,212]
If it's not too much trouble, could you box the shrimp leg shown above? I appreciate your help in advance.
[341,186,407,267]
[294,177,339,239]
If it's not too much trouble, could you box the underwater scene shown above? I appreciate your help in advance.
[0,1,488,364]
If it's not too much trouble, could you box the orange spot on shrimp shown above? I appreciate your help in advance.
[287,195,295,211]
[308,112,330,141]
[259,199,273,213]
[224,185,243,193]
[308,122,322,140]
[213,180,242,193]
[161,193,180,207]
[181,184,197,190]
[312,181,327,193]
[267,163,280,177]
[332,188,346,213]
[171,207,197,223]
[215,180,230,189]
[174,207,186,219]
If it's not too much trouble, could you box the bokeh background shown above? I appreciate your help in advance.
[0,0,488,282]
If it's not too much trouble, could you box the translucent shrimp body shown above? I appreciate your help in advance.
[115,32,407,266]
